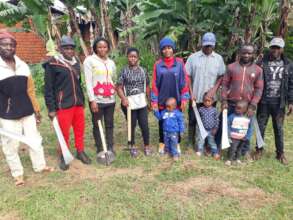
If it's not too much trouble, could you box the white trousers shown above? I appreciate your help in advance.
[0,114,46,177]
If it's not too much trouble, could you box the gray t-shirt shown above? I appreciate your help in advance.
[185,50,226,103]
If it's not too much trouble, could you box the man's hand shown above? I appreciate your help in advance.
[191,95,196,102]
[181,101,187,111]
[121,98,129,107]
[35,112,42,124]
[247,104,256,117]
[48,111,56,121]
[221,101,228,111]
[90,101,99,113]
[206,88,215,99]
[287,104,293,116]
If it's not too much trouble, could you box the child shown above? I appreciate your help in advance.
[225,100,253,166]
[116,47,152,156]
[196,93,220,159]
[154,97,185,161]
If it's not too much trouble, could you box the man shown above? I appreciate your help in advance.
[221,44,264,157]
[43,36,91,170]
[185,32,225,149]
[0,30,53,186]
[253,37,293,165]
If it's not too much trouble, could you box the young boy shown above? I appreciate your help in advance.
[154,97,185,161]
[196,93,220,159]
[225,100,253,166]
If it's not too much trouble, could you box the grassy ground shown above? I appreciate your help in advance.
[0,97,292,220]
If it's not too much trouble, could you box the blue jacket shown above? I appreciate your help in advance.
[228,113,253,140]
[154,109,185,133]
[151,58,190,108]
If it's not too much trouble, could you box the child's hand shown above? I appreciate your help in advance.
[211,128,218,136]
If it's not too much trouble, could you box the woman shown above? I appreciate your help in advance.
[116,47,152,156]
[151,37,190,155]
[84,37,116,155]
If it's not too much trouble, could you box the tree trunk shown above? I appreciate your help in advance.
[68,6,89,56]
[100,0,117,49]
[90,7,100,38]
[244,5,256,43]
[278,0,290,38]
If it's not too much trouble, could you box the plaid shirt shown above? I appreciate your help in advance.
[221,62,264,107]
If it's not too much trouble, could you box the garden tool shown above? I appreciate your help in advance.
[253,117,265,148]
[52,117,74,165]
[221,109,230,150]
[96,120,115,165]
[127,107,139,157]
[192,101,208,140]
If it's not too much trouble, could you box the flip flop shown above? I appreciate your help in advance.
[14,176,24,186]
[41,166,55,173]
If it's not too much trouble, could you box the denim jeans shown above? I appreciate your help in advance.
[196,129,218,155]
[163,132,179,157]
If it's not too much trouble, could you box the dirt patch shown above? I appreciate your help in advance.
[165,176,280,209]
[0,212,21,220]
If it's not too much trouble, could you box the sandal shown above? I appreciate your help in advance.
[14,176,24,186]
[41,166,55,173]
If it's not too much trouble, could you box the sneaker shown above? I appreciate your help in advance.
[144,146,153,156]
[130,147,139,158]
[59,156,70,171]
[196,151,202,157]
[213,154,221,160]
[225,160,231,166]
[236,159,242,165]
[252,148,264,160]
[159,143,165,156]
[173,156,179,162]
[177,144,181,155]
[76,151,92,165]
[276,154,288,165]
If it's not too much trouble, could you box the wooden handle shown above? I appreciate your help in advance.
[98,120,107,152]
[127,107,131,142]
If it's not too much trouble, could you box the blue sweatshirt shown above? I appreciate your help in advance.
[154,109,185,133]
[228,113,253,140]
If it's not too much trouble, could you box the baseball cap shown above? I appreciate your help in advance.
[269,37,285,48]
[202,32,216,47]
[60,36,75,47]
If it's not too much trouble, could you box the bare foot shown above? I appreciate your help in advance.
[41,166,55,173]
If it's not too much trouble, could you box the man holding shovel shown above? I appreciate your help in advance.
[43,36,91,170]
[0,30,53,186]
[253,37,293,165]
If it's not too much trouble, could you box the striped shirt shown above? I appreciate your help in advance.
[185,50,226,103]
[221,62,263,107]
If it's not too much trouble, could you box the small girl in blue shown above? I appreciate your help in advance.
[154,97,185,161]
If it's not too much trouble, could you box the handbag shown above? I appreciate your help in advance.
[125,67,147,110]
[93,62,115,97]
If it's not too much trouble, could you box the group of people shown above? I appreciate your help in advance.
[0,29,292,186]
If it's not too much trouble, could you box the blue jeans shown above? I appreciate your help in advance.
[196,129,218,155]
[163,132,179,157]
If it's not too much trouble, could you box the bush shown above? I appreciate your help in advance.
[30,63,45,95]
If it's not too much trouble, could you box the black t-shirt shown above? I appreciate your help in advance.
[117,66,149,96]
[264,59,284,103]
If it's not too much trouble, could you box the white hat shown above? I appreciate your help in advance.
[269,37,285,48]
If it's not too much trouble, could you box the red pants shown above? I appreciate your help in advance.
[57,106,85,153]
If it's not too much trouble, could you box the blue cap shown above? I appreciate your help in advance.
[60,35,75,47]
[159,37,175,51]
[202,32,216,47]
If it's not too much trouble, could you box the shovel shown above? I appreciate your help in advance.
[96,120,115,165]
[127,107,139,157]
